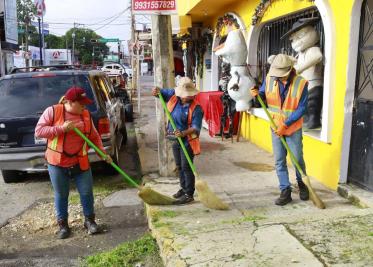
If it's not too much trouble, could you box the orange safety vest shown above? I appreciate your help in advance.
[167,95,201,155]
[45,104,92,170]
[265,74,307,136]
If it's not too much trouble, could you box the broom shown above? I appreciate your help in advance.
[255,95,325,209]
[73,128,175,205]
[158,94,229,210]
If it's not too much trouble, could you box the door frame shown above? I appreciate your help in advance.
[339,0,366,184]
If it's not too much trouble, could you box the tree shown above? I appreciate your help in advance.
[17,0,37,47]
[44,34,65,49]
[65,28,109,65]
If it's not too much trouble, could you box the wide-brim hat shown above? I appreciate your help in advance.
[281,17,320,40]
[268,54,295,77]
[175,77,199,98]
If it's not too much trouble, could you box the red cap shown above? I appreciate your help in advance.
[64,87,93,105]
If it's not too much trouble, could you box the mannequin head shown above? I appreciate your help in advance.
[289,25,320,53]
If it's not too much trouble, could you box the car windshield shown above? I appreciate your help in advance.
[0,74,96,118]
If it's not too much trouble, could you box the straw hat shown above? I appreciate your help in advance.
[175,77,199,98]
[268,54,296,78]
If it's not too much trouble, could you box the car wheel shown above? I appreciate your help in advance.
[125,103,133,122]
[2,170,24,183]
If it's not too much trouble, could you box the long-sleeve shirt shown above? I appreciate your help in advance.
[259,73,308,127]
[35,106,105,167]
[160,89,204,146]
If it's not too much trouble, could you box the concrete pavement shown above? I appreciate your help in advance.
[135,76,373,267]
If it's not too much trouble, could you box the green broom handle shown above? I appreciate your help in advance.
[73,127,140,188]
[158,93,198,175]
[256,95,306,176]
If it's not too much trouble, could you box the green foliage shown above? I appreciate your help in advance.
[17,0,37,24]
[65,28,109,65]
[83,234,163,267]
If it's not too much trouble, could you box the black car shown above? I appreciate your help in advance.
[0,66,127,183]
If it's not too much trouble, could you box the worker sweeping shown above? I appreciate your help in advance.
[152,77,203,205]
[251,54,310,206]
[35,87,112,239]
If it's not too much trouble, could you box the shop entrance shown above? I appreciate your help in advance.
[348,0,373,191]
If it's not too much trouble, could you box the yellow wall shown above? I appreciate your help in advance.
[177,0,201,15]
[179,0,356,190]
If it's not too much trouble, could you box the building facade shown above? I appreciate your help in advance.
[174,0,373,191]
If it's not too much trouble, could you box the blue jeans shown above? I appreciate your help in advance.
[172,141,195,196]
[271,128,306,191]
[48,164,94,220]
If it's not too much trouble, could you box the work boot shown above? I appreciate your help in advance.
[173,194,194,205]
[275,187,292,206]
[57,219,70,239]
[172,189,185,199]
[298,181,309,201]
[84,214,99,235]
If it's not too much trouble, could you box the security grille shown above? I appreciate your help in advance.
[256,7,325,83]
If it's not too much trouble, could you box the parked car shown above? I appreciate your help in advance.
[108,74,133,122]
[102,63,132,77]
[0,66,127,183]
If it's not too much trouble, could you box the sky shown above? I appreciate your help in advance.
[42,0,150,53]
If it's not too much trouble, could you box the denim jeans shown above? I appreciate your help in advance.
[48,164,94,220]
[172,141,195,196]
[271,128,307,191]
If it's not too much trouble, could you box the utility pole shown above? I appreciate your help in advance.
[151,15,176,176]
[72,22,76,65]
[130,2,138,97]
[37,16,43,65]
[25,16,30,67]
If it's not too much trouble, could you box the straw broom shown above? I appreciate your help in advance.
[74,128,175,205]
[158,94,229,210]
[256,95,325,209]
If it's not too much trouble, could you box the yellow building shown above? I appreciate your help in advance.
[173,0,373,191]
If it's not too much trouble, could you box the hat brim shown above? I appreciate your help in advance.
[280,17,320,40]
[78,97,93,105]
[175,86,199,98]
[268,66,292,78]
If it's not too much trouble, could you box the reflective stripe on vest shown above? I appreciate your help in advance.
[167,95,201,155]
[46,104,92,170]
[265,75,307,136]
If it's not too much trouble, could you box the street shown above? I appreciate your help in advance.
[0,120,149,267]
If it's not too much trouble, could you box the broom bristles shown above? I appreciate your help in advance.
[303,176,326,209]
[195,179,229,210]
[138,186,175,205]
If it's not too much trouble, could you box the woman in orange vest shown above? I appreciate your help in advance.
[251,54,309,206]
[35,87,112,239]
[152,77,203,205]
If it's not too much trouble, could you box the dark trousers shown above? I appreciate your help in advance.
[172,141,195,196]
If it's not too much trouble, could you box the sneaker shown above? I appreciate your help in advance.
[172,189,184,199]
[57,219,70,239]
[84,214,99,235]
[298,181,309,201]
[275,187,292,206]
[173,194,194,205]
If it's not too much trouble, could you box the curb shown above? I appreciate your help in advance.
[337,184,372,208]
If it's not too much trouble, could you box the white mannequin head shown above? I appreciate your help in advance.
[289,25,320,53]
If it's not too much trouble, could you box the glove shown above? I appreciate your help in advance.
[250,86,259,97]
[275,122,288,137]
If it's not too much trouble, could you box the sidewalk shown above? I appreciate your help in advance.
[135,77,373,267]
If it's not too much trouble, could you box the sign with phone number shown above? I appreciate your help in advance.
[132,0,177,14]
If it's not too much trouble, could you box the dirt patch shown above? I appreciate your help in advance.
[0,195,149,266]
[233,161,274,172]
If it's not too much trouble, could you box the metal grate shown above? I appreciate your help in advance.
[256,7,324,83]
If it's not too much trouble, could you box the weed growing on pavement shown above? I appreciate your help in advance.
[83,233,163,267]
[231,253,245,260]
[369,232,373,237]
[151,210,180,223]
[222,215,266,225]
